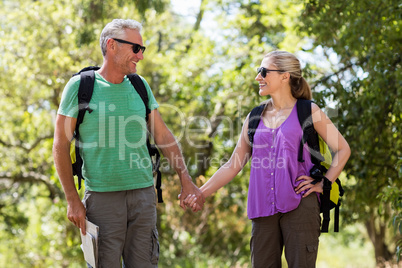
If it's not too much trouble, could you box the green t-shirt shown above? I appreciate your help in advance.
[58,72,159,192]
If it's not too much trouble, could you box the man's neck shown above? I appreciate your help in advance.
[97,63,125,84]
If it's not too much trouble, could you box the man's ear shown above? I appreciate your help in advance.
[107,38,116,53]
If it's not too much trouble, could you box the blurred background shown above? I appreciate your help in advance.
[0,0,400,267]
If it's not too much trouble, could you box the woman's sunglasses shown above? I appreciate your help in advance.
[113,38,146,54]
[257,67,285,78]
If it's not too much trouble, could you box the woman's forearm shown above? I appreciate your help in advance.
[325,145,351,183]
[201,159,244,198]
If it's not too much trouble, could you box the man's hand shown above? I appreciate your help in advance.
[179,178,205,212]
[295,175,324,198]
[183,194,204,212]
[53,114,87,234]
[67,198,87,235]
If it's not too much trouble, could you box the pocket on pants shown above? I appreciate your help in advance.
[306,244,318,253]
[305,242,319,265]
[82,190,91,209]
[150,228,159,265]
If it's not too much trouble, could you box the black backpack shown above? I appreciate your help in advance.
[70,66,163,203]
[247,99,344,232]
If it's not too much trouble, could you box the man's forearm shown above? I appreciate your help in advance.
[155,130,204,202]
[53,140,87,232]
[149,110,204,210]
[156,131,190,179]
[52,143,80,202]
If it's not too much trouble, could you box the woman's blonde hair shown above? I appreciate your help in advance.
[264,51,312,100]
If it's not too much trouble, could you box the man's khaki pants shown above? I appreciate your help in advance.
[83,186,159,268]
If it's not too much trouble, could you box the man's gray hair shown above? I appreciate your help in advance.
[100,19,142,56]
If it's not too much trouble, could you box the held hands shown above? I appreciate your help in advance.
[178,192,205,212]
[178,180,205,212]
[184,193,204,212]
[295,175,324,198]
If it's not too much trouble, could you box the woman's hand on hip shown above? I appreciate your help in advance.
[295,175,323,198]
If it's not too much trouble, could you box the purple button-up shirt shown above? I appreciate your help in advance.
[247,105,314,219]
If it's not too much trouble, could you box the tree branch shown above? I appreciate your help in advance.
[0,171,62,200]
[0,134,53,153]
[310,57,369,90]
[26,134,54,152]
[208,102,227,138]
[310,62,355,90]
[185,0,207,52]
[193,0,206,32]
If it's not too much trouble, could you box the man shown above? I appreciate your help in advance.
[53,19,204,267]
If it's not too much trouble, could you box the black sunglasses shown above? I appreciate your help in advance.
[113,38,146,54]
[257,67,285,78]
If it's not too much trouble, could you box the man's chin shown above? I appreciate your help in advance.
[124,68,137,75]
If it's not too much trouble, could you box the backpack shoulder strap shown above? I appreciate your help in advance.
[296,99,312,129]
[127,74,163,203]
[76,70,96,126]
[247,104,266,153]
[296,99,323,165]
[297,99,337,232]
[73,68,97,190]
[127,74,151,121]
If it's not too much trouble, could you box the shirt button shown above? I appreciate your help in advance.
[271,146,274,148]
[271,173,274,176]
[271,188,274,190]
[272,202,275,205]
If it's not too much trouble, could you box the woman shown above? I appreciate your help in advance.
[185,51,351,267]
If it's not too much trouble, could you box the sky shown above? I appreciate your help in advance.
[171,0,200,23]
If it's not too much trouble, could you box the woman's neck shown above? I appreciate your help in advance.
[269,95,297,111]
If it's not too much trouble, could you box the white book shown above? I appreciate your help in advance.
[80,219,99,268]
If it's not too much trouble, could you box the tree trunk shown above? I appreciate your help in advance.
[365,216,393,266]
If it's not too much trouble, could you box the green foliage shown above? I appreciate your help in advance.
[300,0,401,263]
[378,157,402,262]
